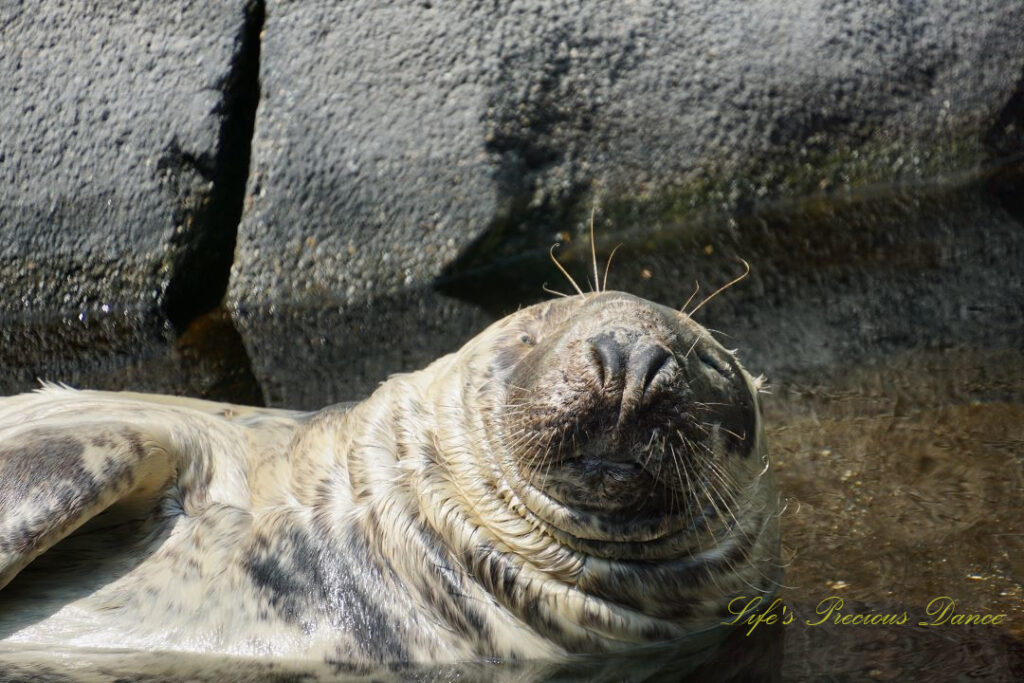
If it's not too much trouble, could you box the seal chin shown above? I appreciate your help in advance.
[494,292,759,548]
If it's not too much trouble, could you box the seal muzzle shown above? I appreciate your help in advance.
[501,292,759,534]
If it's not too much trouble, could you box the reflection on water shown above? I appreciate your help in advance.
[0,621,782,682]
[0,175,1021,680]
[0,308,262,405]
[770,348,1022,680]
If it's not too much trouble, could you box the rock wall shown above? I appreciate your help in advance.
[230,0,1024,310]
[0,0,262,328]
[1,0,1022,402]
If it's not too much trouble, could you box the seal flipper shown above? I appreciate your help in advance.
[0,422,175,590]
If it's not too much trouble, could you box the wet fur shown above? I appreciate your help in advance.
[0,292,779,666]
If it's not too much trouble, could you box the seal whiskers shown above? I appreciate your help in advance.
[0,289,779,666]
[390,291,779,650]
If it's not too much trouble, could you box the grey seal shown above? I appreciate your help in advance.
[0,291,779,666]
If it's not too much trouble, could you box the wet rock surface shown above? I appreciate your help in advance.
[231,0,1024,310]
[0,0,262,328]
[772,348,1024,681]
[2,0,1022,360]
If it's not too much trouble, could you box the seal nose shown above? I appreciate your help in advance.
[591,334,625,388]
[589,333,673,407]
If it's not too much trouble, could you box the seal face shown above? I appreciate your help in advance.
[0,291,778,667]
[501,293,757,535]
[422,291,778,645]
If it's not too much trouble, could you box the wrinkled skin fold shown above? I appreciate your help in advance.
[0,292,780,665]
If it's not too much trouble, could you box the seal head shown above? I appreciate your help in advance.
[0,289,778,666]
[504,292,756,530]
[413,291,778,651]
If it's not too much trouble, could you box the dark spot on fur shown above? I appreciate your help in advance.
[462,540,580,645]
[0,435,97,555]
[243,521,409,663]
[244,533,306,624]
[324,657,368,676]
[121,429,147,460]
[102,456,135,489]
[641,622,678,641]
[0,436,86,499]
[422,438,441,466]
[411,521,490,645]
[524,593,565,642]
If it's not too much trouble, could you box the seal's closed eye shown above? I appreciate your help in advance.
[0,289,778,665]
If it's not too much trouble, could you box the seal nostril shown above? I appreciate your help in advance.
[590,334,625,388]
[697,349,729,378]
[632,344,672,398]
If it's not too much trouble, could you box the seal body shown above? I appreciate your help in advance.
[0,292,779,666]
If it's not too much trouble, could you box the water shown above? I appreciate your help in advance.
[0,173,1021,680]
[770,349,1022,681]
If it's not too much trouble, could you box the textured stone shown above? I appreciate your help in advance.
[235,289,492,408]
[236,179,1024,406]
[2,0,1022,408]
[229,0,1024,311]
[0,0,262,327]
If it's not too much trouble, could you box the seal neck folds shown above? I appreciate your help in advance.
[345,292,780,654]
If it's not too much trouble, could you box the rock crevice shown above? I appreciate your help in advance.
[163,0,265,331]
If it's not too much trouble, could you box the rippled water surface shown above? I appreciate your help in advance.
[770,349,1022,681]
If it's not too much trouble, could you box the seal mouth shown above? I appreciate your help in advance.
[495,292,758,547]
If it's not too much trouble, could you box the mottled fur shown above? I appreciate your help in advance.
[0,292,778,667]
